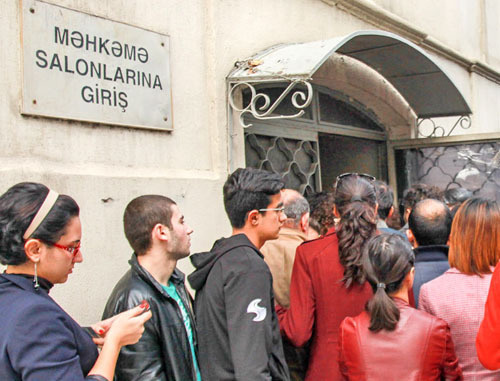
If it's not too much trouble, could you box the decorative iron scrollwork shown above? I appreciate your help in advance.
[229,80,313,128]
[416,115,472,138]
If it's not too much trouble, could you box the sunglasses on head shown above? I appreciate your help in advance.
[336,173,376,183]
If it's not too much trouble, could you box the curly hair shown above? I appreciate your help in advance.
[306,192,335,236]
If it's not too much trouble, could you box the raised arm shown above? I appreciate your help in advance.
[277,245,315,347]
[8,300,149,381]
[101,295,165,381]
[90,305,152,380]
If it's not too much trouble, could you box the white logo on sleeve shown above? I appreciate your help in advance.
[247,298,267,322]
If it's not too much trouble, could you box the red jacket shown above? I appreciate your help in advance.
[277,228,372,380]
[339,298,463,380]
[477,262,500,370]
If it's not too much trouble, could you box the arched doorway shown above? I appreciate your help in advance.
[228,30,472,197]
[243,83,388,194]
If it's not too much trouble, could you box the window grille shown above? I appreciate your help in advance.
[396,142,500,202]
[245,133,320,196]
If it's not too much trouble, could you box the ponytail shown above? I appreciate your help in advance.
[337,202,377,287]
[362,234,414,332]
[334,175,378,288]
[366,281,401,332]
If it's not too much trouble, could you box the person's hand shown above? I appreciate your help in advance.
[105,301,152,347]
[90,314,121,346]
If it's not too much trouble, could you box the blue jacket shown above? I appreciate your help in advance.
[413,245,450,307]
[0,273,105,381]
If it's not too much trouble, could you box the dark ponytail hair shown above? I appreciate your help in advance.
[0,182,79,265]
[334,175,377,287]
[363,234,415,332]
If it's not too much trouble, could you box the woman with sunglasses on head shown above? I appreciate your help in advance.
[419,198,500,379]
[339,234,463,380]
[277,173,376,380]
[0,182,152,381]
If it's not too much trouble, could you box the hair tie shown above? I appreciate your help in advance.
[23,189,59,240]
[377,282,386,290]
[350,195,363,202]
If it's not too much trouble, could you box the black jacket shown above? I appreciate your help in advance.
[102,254,198,381]
[188,234,289,381]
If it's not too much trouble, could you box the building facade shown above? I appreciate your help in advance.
[1,0,499,323]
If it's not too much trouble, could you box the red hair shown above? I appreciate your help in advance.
[448,198,500,275]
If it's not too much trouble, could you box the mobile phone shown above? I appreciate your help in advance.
[83,326,101,339]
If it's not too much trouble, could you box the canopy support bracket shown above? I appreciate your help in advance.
[417,115,472,138]
[228,80,313,128]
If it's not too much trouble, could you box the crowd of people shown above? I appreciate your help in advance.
[0,168,499,380]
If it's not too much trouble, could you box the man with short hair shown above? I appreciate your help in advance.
[103,195,200,381]
[407,198,452,306]
[189,168,290,380]
[374,180,407,239]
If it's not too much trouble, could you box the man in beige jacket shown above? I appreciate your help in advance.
[261,189,310,381]
[261,189,310,309]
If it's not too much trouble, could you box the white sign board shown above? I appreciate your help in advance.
[21,0,172,130]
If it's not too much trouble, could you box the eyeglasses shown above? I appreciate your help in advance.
[258,207,286,215]
[336,172,376,183]
[51,242,81,258]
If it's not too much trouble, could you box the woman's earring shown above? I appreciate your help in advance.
[33,261,40,290]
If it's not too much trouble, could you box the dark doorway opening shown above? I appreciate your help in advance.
[318,133,388,191]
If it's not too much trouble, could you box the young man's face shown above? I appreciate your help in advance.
[167,204,194,259]
[257,192,286,242]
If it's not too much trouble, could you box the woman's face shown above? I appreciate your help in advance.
[38,216,82,284]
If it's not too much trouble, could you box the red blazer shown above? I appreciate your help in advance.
[277,228,372,380]
[339,298,463,381]
[477,262,500,370]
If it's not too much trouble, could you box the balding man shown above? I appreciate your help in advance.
[407,198,452,306]
[261,189,310,380]
[399,183,444,235]
[261,189,309,308]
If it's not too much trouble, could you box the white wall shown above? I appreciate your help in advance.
[1,0,231,324]
[1,0,499,325]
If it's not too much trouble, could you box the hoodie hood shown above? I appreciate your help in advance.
[188,234,261,291]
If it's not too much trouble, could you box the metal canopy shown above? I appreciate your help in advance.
[228,30,471,118]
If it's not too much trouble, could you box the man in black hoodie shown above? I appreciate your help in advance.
[189,168,290,380]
